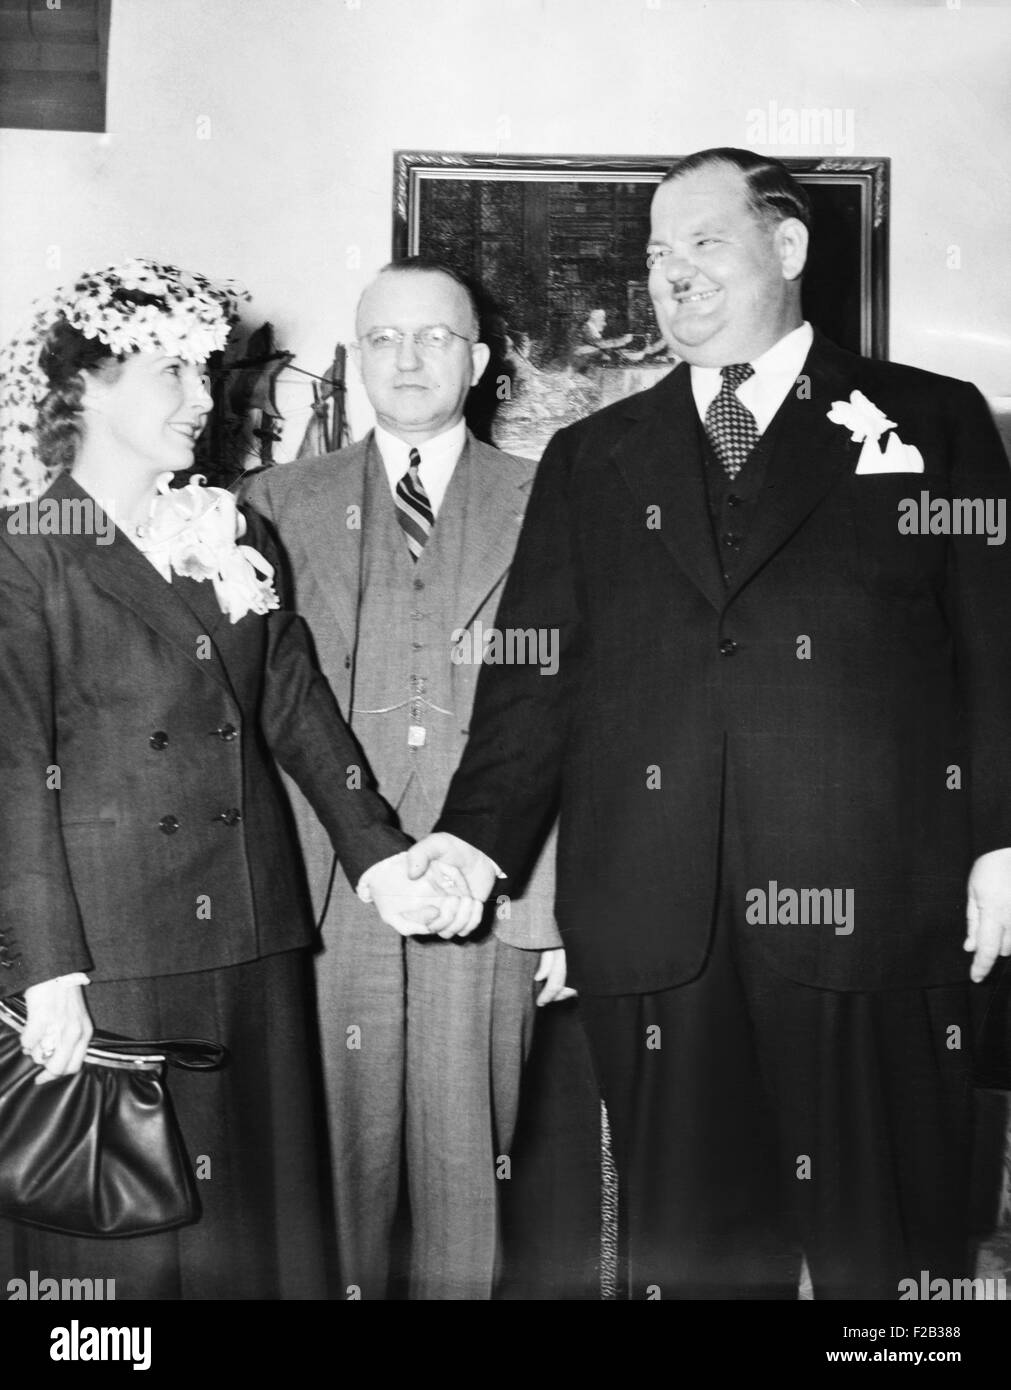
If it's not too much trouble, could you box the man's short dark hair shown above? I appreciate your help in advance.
[369,257,481,338]
[661,148,813,234]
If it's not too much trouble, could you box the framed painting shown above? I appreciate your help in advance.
[393,151,889,459]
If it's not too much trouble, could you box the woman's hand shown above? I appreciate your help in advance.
[21,980,93,1085]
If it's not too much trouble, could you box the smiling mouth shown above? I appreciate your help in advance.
[674,288,720,306]
[169,423,201,440]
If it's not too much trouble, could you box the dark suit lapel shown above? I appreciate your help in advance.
[609,364,726,612]
[51,475,234,693]
[725,332,862,602]
[428,435,529,633]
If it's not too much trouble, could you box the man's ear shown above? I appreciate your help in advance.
[470,341,491,386]
[775,217,809,282]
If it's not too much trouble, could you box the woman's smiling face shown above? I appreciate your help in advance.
[82,351,213,478]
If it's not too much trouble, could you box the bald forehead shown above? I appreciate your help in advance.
[355,270,478,337]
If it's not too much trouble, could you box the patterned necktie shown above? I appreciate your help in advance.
[704,363,759,480]
[395,446,434,561]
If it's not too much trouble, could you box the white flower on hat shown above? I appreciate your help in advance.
[0,258,249,504]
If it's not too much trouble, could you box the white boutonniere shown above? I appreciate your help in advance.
[137,473,280,622]
[827,390,924,474]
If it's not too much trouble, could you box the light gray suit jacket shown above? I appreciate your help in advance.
[246,431,560,951]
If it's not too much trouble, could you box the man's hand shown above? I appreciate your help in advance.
[21,979,93,1085]
[533,947,577,1006]
[361,851,482,939]
[406,833,501,906]
[965,848,1011,982]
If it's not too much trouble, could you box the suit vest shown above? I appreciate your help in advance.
[351,444,467,828]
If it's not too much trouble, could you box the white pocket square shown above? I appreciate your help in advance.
[854,432,924,475]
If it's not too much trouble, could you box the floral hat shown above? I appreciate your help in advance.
[0,257,248,504]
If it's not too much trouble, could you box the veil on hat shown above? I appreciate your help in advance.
[0,258,248,505]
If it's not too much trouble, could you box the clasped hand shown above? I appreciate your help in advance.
[363,846,486,939]
[364,834,501,940]
[21,979,93,1083]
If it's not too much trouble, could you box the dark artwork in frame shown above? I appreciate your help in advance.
[393,152,889,459]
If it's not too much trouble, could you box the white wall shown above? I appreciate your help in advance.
[1,0,1008,454]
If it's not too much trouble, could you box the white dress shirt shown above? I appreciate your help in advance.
[374,418,467,518]
[690,321,814,436]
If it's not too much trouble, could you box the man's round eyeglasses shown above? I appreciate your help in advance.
[358,325,475,353]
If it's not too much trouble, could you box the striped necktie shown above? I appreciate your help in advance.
[395,446,434,561]
[704,363,759,480]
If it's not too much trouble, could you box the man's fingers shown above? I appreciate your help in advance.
[427,863,469,896]
[424,894,466,932]
[969,907,1007,982]
[436,897,484,939]
[537,982,577,1007]
[435,896,479,939]
[963,894,980,951]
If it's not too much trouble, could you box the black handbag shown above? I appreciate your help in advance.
[0,995,228,1238]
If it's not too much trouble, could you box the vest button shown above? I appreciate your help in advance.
[727,494,742,508]
[413,578,424,591]
[215,808,242,826]
[344,655,352,669]
[719,638,738,657]
[149,731,169,751]
[722,533,741,548]
[159,814,180,834]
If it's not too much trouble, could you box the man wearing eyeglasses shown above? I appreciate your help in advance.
[246,258,568,1300]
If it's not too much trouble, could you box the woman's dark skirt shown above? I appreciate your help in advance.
[1,948,334,1299]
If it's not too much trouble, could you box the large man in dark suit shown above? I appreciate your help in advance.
[413,149,1011,1299]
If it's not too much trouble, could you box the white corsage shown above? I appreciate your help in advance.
[136,473,280,623]
[827,390,924,474]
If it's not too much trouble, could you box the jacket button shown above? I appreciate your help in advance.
[719,638,738,656]
[149,731,169,751]
[343,655,351,669]
[215,808,242,826]
[413,577,424,591]
[159,814,180,834]
[216,724,238,742]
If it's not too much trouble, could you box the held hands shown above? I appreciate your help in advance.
[21,979,93,1084]
[965,848,1011,982]
[407,833,499,900]
[361,850,483,939]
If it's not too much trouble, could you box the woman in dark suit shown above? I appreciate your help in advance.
[0,258,477,1299]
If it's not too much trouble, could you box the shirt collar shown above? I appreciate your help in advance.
[373,418,468,518]
[690,321,814,434]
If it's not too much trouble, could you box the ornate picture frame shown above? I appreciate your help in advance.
[393,151,889,459]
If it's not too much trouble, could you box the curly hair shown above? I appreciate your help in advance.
[35,311,131,473]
